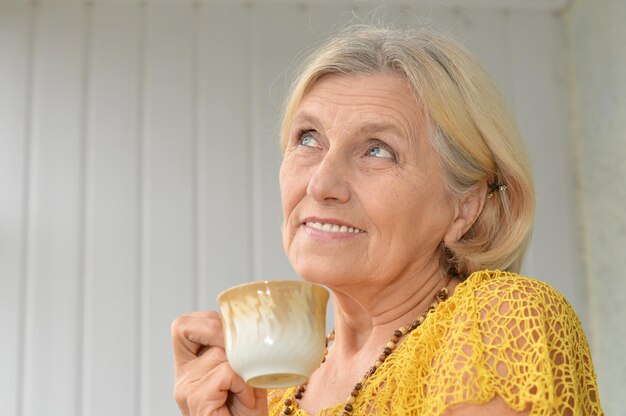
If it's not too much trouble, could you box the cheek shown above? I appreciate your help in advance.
[370,175,451,237]
[279,159,306,224]
[279,165,293,223]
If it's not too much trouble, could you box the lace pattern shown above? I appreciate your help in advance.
[267,270,603,415]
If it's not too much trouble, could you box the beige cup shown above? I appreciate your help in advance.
[217,280,329,388]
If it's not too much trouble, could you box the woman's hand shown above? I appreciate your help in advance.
[171,311,268,416]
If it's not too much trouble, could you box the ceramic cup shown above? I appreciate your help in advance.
[217,280,329,388]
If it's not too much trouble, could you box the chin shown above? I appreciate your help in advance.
[293,261,358,289]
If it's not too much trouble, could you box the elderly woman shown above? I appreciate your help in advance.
[171,26,603,415]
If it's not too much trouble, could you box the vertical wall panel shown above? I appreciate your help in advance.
[81,3,141,416]
[509,11,585,319]
[249,3,302,281]
[22,4,86,416]
[0,4,31,416]
[196,3,252,309]
[142,3,196,415]
[350,2,459,33]
[566,2,626,411]
[422,5,467,36]
[249,2,348,281]
[460,7,514,103]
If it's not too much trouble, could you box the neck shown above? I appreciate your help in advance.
[294,264,457,416]
[329,263,453,355]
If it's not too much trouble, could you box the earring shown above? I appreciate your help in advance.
[486,183,507,199]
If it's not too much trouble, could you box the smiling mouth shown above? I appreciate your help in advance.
[304,221,366,234]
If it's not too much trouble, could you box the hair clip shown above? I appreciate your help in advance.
[487,183,507,199]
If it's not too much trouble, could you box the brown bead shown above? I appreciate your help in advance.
[344,404,354,412]
[393,329,402,338]
[351,389,359,397]
[378,354,387,362]
[283,406,293,415]
[383,347,392,355]
[283,398,292,406]
[355,383,363,390]
[391,335,399,343]
[411,320,419,330]
[294,391,303,400]
[438,287,449,299]
[297,385,306,392]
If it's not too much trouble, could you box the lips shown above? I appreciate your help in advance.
[304,221,365,234]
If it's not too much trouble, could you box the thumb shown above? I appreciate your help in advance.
[227,373,267,410]
[254,387,268,409]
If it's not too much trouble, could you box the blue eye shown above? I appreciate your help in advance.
[367,145,394,159]
[299,131,319,148]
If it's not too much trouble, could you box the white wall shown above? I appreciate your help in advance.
[564,0,626,413]
[0,1,593,415]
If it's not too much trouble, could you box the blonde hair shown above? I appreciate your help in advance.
[280,26,535,276]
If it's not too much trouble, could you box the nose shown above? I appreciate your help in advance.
[306,151,351,204]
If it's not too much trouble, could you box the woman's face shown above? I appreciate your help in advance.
[280,73,458,290]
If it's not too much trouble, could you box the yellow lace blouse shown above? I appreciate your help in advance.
[267,270,603,415]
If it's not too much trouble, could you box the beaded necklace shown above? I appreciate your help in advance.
[281,285,450,416]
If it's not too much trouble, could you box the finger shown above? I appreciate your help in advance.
[212,362,258,410]
[176,348,267,414]
[254,387,269,413]
[174,347,229,412]
[171,314,225,368]
[173,386,190,416]
[175,345,229,384]
[228,379,257,409]
[171,314,224,347]
[172,313,224,347]
[181,360,251,414]
[220,366,269,412]
[182,345,228,375]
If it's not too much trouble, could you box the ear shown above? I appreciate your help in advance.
[443,181,487,244]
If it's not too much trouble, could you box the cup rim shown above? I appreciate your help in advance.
[217,279,328,304]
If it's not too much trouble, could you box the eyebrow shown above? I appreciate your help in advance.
[291,111,406,137]
[290,112,321,129]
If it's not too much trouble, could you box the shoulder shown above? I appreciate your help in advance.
[454,269,576,323]
[434,270,601,414]
[460,269,565,300]
[451,269,586,352]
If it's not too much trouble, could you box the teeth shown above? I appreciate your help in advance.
[305,222,364,233]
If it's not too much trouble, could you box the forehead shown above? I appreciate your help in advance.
[293,73,425,135]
